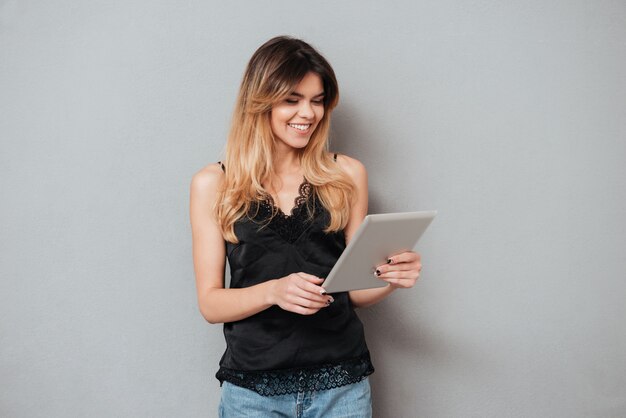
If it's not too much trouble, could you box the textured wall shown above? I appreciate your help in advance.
[1,1,625,417]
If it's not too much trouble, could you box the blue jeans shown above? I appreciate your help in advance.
[218,377,372,418]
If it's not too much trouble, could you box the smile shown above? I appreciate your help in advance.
[288,123,312,131]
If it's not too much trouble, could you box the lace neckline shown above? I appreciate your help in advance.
[263,179,312,219]
[248,179,316,244]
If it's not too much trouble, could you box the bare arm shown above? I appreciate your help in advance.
[190,165,332,323]
[332,156,396,308]
[335,155,422,308]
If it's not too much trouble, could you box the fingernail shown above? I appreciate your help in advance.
[387,258,393,264]
[328,296,334,303]
[320,289,327,295]
[375,269,381,276]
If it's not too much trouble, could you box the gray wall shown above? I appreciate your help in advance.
[1,1,625,417]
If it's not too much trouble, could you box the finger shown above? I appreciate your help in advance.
[289,283,331,304]
[296,273,327,293]
[283,302,322,315]
[375,262,421,276]
[387,251,420,265]
[292,305,322,315]
[296,272,325,283]
[377,270,420,280]
[295,274,328,297]
[382,277,417,288]
[292,296,330,309]
[295,290,332,306]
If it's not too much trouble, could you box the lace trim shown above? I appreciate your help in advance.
[216,353,374,396]
[261,179,313,218]
[249,180,317,244]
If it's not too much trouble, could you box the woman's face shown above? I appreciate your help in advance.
[270,72,325,153]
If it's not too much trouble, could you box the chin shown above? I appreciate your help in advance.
[279,135,312,151]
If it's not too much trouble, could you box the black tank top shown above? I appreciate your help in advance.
[215,159,374,396]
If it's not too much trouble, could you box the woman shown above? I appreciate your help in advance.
[190,36,422,417]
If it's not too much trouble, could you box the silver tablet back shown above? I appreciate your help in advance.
[322,211,437,294]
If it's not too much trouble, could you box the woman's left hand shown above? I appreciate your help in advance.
[374,251,422,289]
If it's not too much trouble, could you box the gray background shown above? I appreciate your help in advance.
[1,1,625,417]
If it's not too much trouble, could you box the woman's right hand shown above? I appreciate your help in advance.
[269,273,334,315]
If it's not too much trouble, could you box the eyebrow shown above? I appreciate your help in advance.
[289,92,325,98]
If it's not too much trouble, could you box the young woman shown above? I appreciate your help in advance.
[190,36,422,417]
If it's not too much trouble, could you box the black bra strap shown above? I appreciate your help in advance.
[333,153,338,162]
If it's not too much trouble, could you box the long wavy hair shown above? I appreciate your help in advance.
[216,36,356,243]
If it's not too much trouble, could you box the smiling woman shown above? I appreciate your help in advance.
[210,36,351,244]
[190,36,423,417]
[270,72,326,153]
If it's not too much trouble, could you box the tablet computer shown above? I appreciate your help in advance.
[321,210,437,294]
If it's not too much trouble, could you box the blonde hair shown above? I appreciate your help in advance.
[216,36,355,243]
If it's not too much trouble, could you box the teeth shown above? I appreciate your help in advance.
[288,123,311,131]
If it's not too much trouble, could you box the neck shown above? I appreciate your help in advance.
[272,148,302,176]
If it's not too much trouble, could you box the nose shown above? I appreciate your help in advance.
[297,101,315,119]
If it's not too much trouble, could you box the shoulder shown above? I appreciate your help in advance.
[332,153,367,184]
[190,163,225,200]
